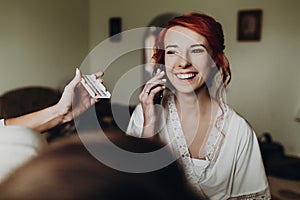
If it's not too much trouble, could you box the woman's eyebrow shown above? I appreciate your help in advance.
[165,45,178,49]
[165,44,207,49]
[191,44,207,49]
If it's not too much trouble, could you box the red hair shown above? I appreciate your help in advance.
[153,12,231,106]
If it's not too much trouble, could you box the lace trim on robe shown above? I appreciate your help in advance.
[228,188,271,200]
[166,95,231,195]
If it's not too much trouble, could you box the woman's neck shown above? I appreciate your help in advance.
[175,87,212,116]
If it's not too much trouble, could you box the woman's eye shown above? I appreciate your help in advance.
[166,50,176,55]
[191,48,204,53]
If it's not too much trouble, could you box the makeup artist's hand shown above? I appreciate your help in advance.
[139,68,166,137]
[56,68,104,123]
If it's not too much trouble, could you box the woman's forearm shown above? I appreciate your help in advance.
[4,104,67,133]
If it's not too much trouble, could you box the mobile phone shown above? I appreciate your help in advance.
[153,64,165,104]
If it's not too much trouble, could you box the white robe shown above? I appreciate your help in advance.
[126,95,270,199]
[0,124,47,182]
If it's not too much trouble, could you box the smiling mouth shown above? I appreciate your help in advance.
[175,73,197,80]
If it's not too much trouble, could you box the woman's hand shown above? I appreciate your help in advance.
[57,68,104,123]
[4,69,105,132]
[139,68,166,138]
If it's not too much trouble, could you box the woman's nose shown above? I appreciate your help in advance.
[178,52,191,68]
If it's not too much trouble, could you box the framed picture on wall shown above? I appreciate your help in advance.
[237,9,262,41]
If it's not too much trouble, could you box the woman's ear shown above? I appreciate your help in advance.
[211,61,218,68]
[210,55,218,68]
[213,53,227,69]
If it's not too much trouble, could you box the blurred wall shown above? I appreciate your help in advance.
[0,0,89,92]
[88,0,300,155]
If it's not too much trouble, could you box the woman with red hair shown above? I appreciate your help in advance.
[127,13,270,199]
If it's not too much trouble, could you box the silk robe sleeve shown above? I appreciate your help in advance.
[126,104,143,138]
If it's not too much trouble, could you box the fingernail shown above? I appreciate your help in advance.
[160,71,165,74]
[76,68,80,75]
[162,79,167,82]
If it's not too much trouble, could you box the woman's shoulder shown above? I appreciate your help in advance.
[223,105,255,138]
[223,105,252,128]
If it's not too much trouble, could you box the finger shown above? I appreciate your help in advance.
[140,87,153,102]
[93,71,104,85]
[94,71,104,79]
[147,85,165,98]
[140,84,165,103]
[143,78,166,94]
[153,67,161,75]
[68,68,82,88]
[149,70,165,83]
[90,98,100,105]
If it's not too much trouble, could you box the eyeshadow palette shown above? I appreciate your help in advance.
[81,74,111,98]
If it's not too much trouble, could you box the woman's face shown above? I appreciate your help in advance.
[164,26,215,94]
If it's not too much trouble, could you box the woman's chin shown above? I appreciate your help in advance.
[174,87,197,95]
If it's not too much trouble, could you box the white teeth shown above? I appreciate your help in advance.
[176,73,195,79]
